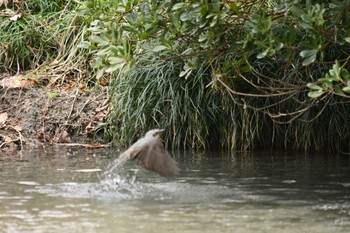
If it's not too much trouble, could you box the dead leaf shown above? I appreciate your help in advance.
[13,125,22,132]
[95,104,109,113]
[9,13,21,21]
[85,122,95,133]
[0,75,36,89]
[59,130,71,143]
[49,59,60,66]
[0,8,16,17]
[0,112,8,124]
[99,80,109,86]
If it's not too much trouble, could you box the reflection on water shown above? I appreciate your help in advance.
[0,147,350,233]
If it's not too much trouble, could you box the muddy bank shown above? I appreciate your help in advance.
[0,86,110,152]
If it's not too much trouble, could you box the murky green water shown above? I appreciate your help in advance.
[0,146,350,233]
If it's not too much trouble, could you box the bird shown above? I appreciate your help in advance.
[100,129,179,178]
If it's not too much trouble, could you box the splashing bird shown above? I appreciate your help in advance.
[101,129,179,178]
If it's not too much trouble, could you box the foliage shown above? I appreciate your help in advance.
[307,61,350,98]
[82,0,350,152]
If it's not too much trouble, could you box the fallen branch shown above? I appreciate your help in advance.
[54,143,111,149]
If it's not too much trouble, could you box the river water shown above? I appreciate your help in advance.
[0,146,349,233]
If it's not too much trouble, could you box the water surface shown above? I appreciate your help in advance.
[0,147,349,232]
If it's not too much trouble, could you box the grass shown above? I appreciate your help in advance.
[107,55,223,149]
[105,50,268,150]
[0,0,90,79]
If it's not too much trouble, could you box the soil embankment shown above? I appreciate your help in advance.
[0,82,110,152]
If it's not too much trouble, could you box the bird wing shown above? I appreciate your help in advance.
[99,134,179,179]
[138,140,179,177]
[99,144,141,179]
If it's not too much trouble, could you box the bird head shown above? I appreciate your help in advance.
[145,128,164,137]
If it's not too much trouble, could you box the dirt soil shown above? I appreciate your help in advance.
[0,84,110,153]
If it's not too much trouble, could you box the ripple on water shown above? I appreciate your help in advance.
[24,173,240,205]
[17,181,41,186]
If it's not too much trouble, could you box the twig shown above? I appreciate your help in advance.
[66,88,79,122]
[9,125,24,149]
[55,143,111,149]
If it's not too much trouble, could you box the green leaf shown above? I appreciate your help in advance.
[342,86,350,93]
[152,45,168,52]
[179,68,192,79]
[308,90,325,98]
[307,83,322,90]
[96,68,106,80]
[275,42,284,50]
[323,81,333,90]
[229,3,241,16]
[343,81,350,93]
[300,49,317,66]
[334,85,344,95]
[122,25,139,33]
[340,68,350,81]
[209,16,218,27]
[180,12,190,21]
[318,76,334,83]
[172,3,187,11]
[108,57,124,65]
[146,26,159,36]
[257,49,269,59]
[240,65,251,73]
[140,32,148,40]
[125,14,138,25]
[125,0,132,11]
[284,49,293,61]
[96,47,111,56]
[200,5,209,16]
[287,29,297,45]
[109,45,124,55]
[181,48,194,55]
[198,33,208,43]
[78,41,91,49]
[92,57,103,68]
[290,6,305,17]
[90,36,108,46]
[179,63,192,79]
[106,63,125,73]
[329,61,341,80]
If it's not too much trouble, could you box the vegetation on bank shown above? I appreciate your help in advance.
[0,0,96,86]
[1,0,350,152]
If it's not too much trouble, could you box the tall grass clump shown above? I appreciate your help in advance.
[106,49,273,150]
[106,54,228,149]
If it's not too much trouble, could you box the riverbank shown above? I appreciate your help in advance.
[2,1,350,153]
[0,75,110,152]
